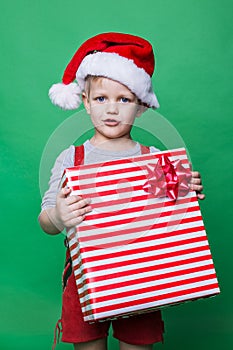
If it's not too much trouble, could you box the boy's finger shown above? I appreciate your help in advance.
[191,171,200,178]
[58,187,71,198]
[66,194,83,205]
[72,206,92,218]
[70,198,92,210]
[66,215,85,228]
[190,184,203,192]
[66,195,91,206]
[190,177,202,185]
[197,193,205,200]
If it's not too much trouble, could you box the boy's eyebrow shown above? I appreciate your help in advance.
[91,92,107,98]
[118,93,135,98]
[91,89,107,94]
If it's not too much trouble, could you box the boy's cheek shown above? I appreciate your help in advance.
[90,104,105,115]
[136,105,147,117]
[90,113,105,127]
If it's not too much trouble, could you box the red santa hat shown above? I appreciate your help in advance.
[49,32,160,110]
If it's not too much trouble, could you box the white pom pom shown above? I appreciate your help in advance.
[49,82,82,110]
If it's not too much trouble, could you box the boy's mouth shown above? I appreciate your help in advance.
[103,119,120,126]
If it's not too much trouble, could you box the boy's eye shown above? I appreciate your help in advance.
[96,96,105,102]
[120,97,130,103]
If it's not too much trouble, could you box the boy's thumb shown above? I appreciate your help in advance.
[60,187,71,197]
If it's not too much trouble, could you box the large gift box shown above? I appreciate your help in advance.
[61,148,220,322]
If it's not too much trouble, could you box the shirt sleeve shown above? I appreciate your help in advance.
[149,146,161,153]
[41,145,75,211]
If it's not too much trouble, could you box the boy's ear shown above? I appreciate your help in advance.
[82,92,90,114]
[136,104,147,118]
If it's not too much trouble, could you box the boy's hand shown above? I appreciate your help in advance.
[190,170,205,200]
[55,187,92,229]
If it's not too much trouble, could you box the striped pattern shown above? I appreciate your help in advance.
[62,148,220,322]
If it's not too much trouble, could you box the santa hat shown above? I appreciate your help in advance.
[49,32,159,110]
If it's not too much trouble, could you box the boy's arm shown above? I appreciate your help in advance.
[39,207,64,235]
[39,187,92,235]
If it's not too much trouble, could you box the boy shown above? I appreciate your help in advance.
[39,32,204,350]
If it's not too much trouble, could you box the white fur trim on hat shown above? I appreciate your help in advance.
[76,52,159,108]
[49,82,82,110]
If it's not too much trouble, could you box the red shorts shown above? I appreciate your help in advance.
[60,271,164,345]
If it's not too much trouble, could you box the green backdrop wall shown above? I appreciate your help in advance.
[1,1,232,349]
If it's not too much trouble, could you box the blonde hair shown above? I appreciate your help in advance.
[84,75,104,97]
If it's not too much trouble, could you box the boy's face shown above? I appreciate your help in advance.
[82,77,144,142]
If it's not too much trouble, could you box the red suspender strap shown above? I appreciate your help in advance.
[140,144,150,154]
[74,144,85,166]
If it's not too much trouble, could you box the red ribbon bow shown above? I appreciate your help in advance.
[143,155,192,200]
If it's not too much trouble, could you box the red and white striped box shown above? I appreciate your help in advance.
[61,148,220,322]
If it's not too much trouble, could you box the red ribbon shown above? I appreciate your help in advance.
[143,155,192,200]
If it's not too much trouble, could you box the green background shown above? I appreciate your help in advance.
[1,1,232,349]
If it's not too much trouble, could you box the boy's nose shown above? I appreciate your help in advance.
[106,102,119,114]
